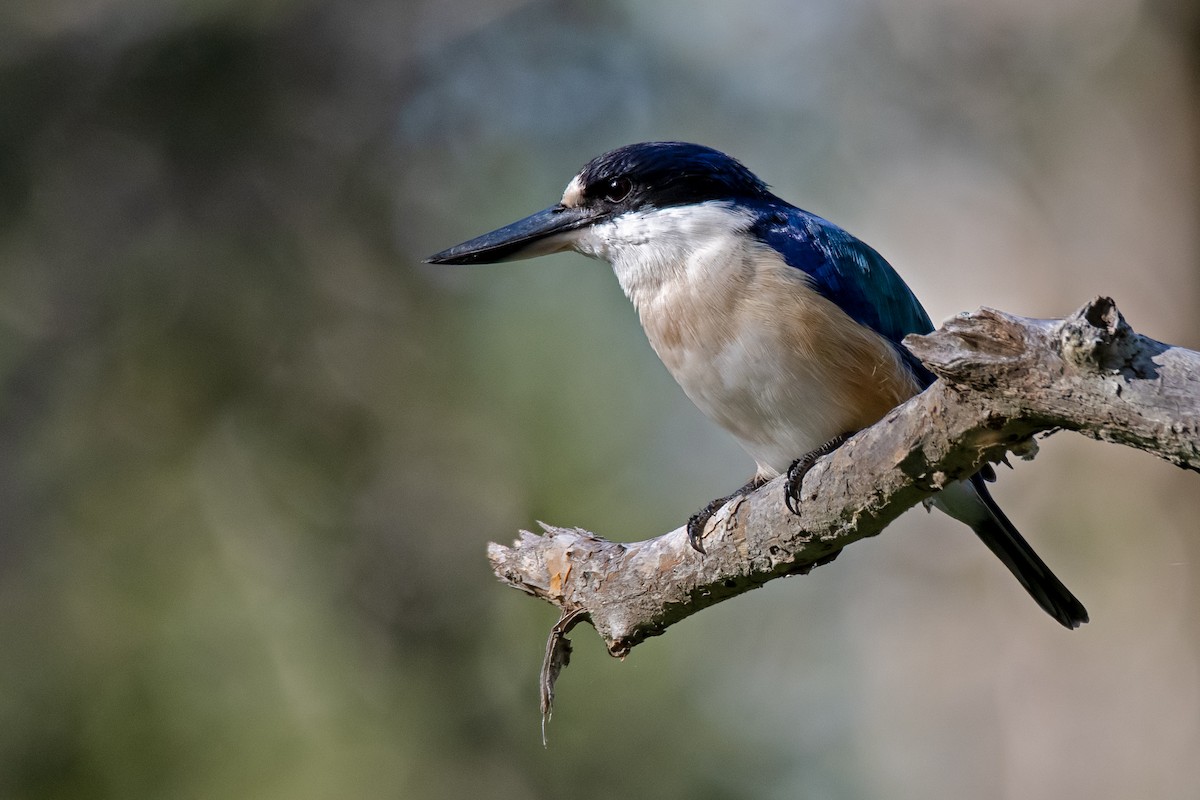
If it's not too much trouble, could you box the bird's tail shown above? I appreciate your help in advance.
[935,476,1088,629]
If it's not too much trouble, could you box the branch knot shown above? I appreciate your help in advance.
[1058,296,1134,372]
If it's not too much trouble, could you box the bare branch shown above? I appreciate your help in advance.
[487,297,1200,718]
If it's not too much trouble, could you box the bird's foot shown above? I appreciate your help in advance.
[784,432,854,514]
[686,476,767,554]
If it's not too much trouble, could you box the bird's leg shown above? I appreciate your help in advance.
[784,432,854,514]
[686,476,768,554]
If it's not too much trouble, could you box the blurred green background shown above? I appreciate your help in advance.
[2,0,1199,798]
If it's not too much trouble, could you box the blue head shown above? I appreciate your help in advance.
[425,142,782,265]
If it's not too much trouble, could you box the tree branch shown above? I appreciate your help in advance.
[487,297,1200,725]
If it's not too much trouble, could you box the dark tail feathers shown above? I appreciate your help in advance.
[968,474,1088,629]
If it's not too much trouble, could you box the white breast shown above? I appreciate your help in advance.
[570,203,920,478]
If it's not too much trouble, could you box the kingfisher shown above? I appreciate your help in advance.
[427,141,1087,629]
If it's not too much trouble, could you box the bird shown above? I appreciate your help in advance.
[427,141,1087,629]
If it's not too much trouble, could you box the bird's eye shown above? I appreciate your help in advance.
[603,177,632,203]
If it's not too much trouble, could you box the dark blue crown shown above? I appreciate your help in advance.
[575,142,777,210]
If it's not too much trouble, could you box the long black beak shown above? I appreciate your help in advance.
[425,204,601,265]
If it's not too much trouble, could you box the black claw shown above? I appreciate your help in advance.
[783,432,855,516]
[784,456,816,514]
[685,510,711,554]
[686,476,767,554]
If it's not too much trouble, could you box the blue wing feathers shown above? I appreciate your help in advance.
[749,205,937,388]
